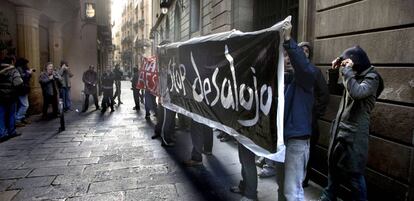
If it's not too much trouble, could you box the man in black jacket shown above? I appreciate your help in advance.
[0,56,23,141]
[112,65,123,105]
[131,67,140,111]
[298,42,330,187]
[101,68,115,113]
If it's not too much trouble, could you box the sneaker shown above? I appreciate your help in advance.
[229,186,243,195]
[15,122,26,127]
[258,166,276,178]
[183,159,203,167]
[161,141,175,147]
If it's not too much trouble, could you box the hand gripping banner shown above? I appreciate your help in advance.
[136,56,159,96]
[157,17,290,162]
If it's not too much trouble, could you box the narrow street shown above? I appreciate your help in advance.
[0,81,322,201]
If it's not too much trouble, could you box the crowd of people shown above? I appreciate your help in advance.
[0,57,131,142]
[146,21,384,201]
[0,21,384,201]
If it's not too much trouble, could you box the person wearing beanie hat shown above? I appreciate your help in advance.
[320,46,384,201]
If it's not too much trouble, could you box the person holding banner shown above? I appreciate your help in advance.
[298,42,330,188]
[183,120,213,167]
[274,21,317,201]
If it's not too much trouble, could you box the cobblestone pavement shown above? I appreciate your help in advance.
[0,81,322,201]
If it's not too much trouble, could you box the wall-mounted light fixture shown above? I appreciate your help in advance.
[160,0,171,14]
[85,3,96,19]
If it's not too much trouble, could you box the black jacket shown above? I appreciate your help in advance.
[0,65,23,103]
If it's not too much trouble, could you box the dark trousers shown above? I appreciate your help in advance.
[113,81,121,102]
[42,94,58,116]
[144,91,156,115]
[83,93,99,111]
[304,117,320,184]
[155,106,176,143]
[101,90,114,111]
[238,144,258,200]
[321,165,367,201]
[190,120,213,162]
[133,89,140,110]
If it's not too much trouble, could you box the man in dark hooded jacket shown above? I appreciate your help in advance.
[320,46,384,201]
[0,56,23,141]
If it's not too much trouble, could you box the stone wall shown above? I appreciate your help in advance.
[308,0,414,200]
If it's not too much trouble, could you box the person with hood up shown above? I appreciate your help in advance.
[320,46,384,201]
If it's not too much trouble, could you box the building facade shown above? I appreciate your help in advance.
[116,0,153,75]
[150,0,414,200]
[0,0,112,113]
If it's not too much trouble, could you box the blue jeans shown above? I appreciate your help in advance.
[60,87,71,110]
[0,102,17,138]
[16,95,29,122]
[276,138,310,201]
[321,166,367,201]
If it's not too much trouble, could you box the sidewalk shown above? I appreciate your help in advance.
[0,81,322,201]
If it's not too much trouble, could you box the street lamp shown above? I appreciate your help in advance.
[160,0,170,14]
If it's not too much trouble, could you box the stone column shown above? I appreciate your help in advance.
[16,7,42,114]
[49,22,64,68]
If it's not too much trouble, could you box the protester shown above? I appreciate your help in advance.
[101,68,115,113]
[131,67,140,111]
[144,90,156,118]
[153,105,176,147]
[39,62,63,119]
[0,56,23,142]
[14,58,33,127]
[112,64,123,105]
[273,21,317,201]
[81,65,100,112]
[58,61,73,112]
[298,42,330,187]
[319,46,384,201]
[183,120,213,167]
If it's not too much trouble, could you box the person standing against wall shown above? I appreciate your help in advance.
[320,46,384,201]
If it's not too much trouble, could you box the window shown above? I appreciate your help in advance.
[190,0,200,33]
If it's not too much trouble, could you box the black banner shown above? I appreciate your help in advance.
[158,28,283,153]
